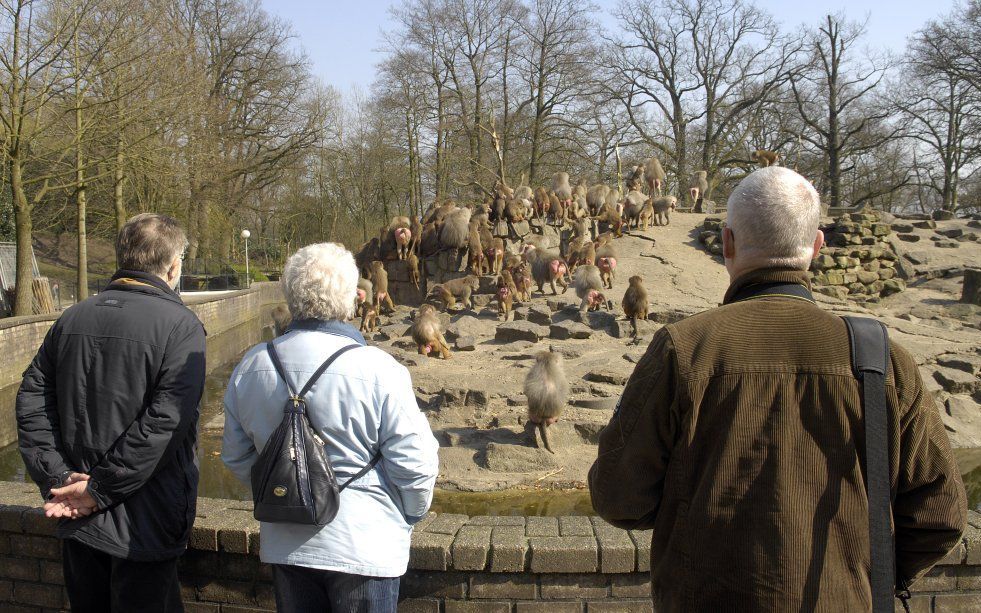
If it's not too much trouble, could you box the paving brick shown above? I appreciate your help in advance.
[412,513,437,533]
[0,504,29,533]
[938,541,966,565]
[0,578,12,601]
[629,530,652,573]
[399,571,467,599]
[591,518,635,573]
[9,535,61,560]
[220,607,275,613]
[39,561,64,586]
[558,516,593,536]
[935,593,981,612]
[220,554,261,581]
[20,509,57,537]
[965,522,981,564]
[444,601,510,613]
[469,572,536,599]
[179,550,223,579]
[586,600,653,612]
[489,526,527,573]
[611,573,652,598]
[466,516,526,527]
[955,565,981,590]
[196,579,257,606]
[894,594,931,613]
[182,603,220,613]
[409,532,455,571]
[0,557,40,581]
[540,573,608,599]
[397,598,440,613]
[914,566,957,592]
[528,537,598,573]
[515,602,582,612]
[13,582,63,608]
[427,514,469,536]
[451,526,492,571]
[525,516,558,537]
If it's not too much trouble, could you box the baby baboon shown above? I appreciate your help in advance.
[596,255,617,289]
[504,198,526,223]
[533,187,551,220]
[410,216,423,254]
[486,238,505,275]
[467,225,486,275]
[524,351,569,454]
[496,272,516,321]
[644,157,666,195]
[586,184,610,217]
[652,195,677,226]
[512,263,533,302]
[621,276,649,337]
[494,179,514,200]
[552,172,573,205]
[574,264,607,312]
[359,303,378,335]
[429,274,480,311]
[410,303,451,359]
[751,149,779,167]
[439,206,471,249]
[271,305,291,336]
[621,191,647,229]
[689,171,708,204]
[593,203,625,237]
[355,277,373,317]
[593,232,614,250]
[548,191,564,226]
[528,249,569,295]
[370,261,396,315]
[406,252,421,290]
[626,164,645,191]
[638,199,654,231]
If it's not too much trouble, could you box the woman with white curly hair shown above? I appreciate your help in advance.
[221,243,439,612]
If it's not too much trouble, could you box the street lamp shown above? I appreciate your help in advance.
[241,229,251,288]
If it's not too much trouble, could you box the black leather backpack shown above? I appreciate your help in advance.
[250,342,381,526]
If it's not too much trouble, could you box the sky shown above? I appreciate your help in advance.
[260,0,957,94]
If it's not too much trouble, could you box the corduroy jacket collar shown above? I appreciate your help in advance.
[722,267,812,305]
[107,269,184,305]
[285,318,367,346]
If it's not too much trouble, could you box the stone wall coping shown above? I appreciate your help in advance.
[0,312,59,331]
[1,481,979,577]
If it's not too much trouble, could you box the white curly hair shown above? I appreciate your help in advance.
[281,243,358,321]
[726,167,822,270]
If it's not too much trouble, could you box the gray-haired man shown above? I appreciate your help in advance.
[17,213,206,612]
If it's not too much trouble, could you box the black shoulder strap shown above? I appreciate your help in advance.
[266,341,360,401]
[843,316,895,613]
[338,451,383,492]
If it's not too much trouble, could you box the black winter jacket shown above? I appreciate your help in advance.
[16,270,206,560]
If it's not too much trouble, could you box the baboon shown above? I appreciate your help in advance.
[548,191,564,225]
[486,238,505,275]
[689,171,708,204]
[419,222,440,257]
[621,276,649,337]
[494,179,514,199]
[355,278,373,317]
[593,203,625,238]
[496,272,516,321]
[512,263,533,302]
[652,195,677,226]
[644,157,666,195]
[410,216,423,254]
[410,304,451,359]
[533,187,551,220]
[359,304,378,335]
[586,184,610,216]
[621,191,647,229]
[384,216,412,260]
[604,188,622,214]
[552,172,573,204]
[573,265,607,312]
[573,179,588,200]
[568,239,595,275]
[503,252,524,273]
[354,237,381,278]
[596,254,617,289]
[524,234,550,253]
[429,275,480,311]
[571,217,591,242]
[528,249,570,295]
[514,185,534,202]
[439,207,471,249]
[370,261,396,314]
[524,351,568,454]
[467,226,486,275]
[490,196,506,222]
[593,232,615,250]
[626,164,645,191]
[271,305,291,336]
[406,252,421,290]
[504,198,526,223]
[423,200,456,228]
[751,149,779,167]
[638,199,654,231]
[569,196,589,221]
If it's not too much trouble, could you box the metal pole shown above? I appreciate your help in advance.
[245,237,250,288]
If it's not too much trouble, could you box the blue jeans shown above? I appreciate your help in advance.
[271,564,399,613]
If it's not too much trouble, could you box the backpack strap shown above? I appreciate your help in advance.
[338,451,383,492]
[266,341,360,404]
[842,316,895,613]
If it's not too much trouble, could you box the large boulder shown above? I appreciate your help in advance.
[962,269,981,306]
[549,321,592,340]
[514,304,553,326]
[495,321,549,343]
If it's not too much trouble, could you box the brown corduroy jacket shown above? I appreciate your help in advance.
[589,267,967,612]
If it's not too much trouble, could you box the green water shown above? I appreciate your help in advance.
[1,352,980,516]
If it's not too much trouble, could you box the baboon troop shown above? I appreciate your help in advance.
[524,350,569,454]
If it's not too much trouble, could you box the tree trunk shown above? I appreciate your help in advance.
[114,134,126,235]
[11,159,34,316]
[75,99,87,301]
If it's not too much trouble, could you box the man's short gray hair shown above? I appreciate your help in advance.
[116,213,187,276]
[282,243,358,321]
[726,167,822,269]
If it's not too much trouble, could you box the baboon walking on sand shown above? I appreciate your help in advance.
[524,351,568,454]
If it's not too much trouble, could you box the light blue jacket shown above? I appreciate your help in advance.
[221,319,439,577]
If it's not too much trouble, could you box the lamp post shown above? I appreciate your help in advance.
[241,229,251,288]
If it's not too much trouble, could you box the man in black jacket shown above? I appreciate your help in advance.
[17,213,206,613]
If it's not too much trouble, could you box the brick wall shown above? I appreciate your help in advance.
[0,482,978,612]
[0,283,285,447]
